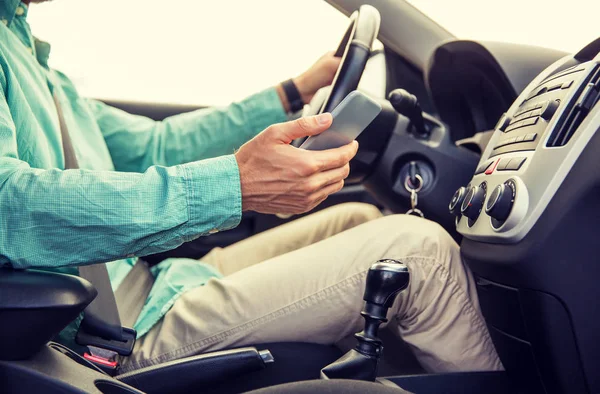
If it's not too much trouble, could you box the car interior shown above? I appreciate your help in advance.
[1,0,599,393]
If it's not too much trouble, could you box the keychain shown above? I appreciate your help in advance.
[405,174,425,218]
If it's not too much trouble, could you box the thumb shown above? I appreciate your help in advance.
[270,113,333,144]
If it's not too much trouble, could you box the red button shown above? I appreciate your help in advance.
[83,352,118,368]
[485,159,500,175]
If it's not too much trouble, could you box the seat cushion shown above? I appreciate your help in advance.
[246,379,411,394]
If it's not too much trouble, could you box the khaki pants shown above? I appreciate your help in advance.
[122,203,502,373]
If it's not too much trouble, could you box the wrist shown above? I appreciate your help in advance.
[280,79,305,113]
[292,75,313,105]
[275,84,291,113]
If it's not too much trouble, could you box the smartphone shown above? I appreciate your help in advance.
[299,91,382,151]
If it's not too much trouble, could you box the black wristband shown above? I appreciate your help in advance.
[281,79,304,113]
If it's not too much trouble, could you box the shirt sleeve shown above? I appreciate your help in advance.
[0,87,242,269]
[87,88,287,172]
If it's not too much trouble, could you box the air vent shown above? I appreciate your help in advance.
[547,66,600,147]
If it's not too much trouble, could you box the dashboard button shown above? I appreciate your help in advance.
[496,158,512,171]
[547,81,562,91]
[495,113,511,132]
[506,120,524,132]
[561,80,573,89]
[475,160,494,175]
[532,102,545,110]
[514,106,531,118]
[526,87,543,101]
[524,133,537,142]
[506,157,527,171]
[523,117,539,127]
[515,135,526,143]
[484,159,499,175]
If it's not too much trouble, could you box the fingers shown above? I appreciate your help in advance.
[304,163,350,193]
[309,140,359,172]
[309,180,345,207]
[269,113,333,143]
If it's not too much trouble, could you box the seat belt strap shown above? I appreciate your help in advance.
[115,260,154,329]
[53,93,135,351]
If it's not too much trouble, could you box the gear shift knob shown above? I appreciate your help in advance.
[364,260,410,308]
[356,260,409,360]
[321,259,410,381]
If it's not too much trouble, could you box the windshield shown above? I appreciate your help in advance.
[407,0,600,54]
[28,0,347,106]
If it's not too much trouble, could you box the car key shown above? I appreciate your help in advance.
[405,174,424,218]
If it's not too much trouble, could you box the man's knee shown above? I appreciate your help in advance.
[333,202,383,226]
[366,214,458,264]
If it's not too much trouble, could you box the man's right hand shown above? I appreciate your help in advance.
[235,113,358,215]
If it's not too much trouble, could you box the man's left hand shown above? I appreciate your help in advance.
[294,51,341,104]
[277,52,341,112]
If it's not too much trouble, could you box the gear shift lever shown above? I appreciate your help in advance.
[321,260,410,381]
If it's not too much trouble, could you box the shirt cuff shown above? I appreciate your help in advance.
[179,154,242,239]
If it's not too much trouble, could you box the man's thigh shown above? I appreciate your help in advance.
[202,202,382,275]
[122,215,461,372]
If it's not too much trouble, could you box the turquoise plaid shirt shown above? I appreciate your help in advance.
[0,1,287,338]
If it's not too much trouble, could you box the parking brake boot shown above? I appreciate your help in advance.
[320,260,409,381]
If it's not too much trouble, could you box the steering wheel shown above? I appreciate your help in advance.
[291,5,381,148]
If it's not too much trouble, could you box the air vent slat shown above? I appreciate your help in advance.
[546,66,600,147]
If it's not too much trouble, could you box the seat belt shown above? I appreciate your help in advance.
[114,259,154,329]
[53,93,136,373]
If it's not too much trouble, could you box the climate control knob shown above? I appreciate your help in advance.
[449,187,467,217]
[486,181,516,224]
[460,184,486,222]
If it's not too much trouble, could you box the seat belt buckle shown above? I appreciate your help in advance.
[76,324,136,375]
[83,348,119,375]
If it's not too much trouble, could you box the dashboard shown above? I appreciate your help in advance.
[454,39,600,394]
[454,58,600,242]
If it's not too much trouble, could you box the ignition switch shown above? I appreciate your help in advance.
[393,160,434,196]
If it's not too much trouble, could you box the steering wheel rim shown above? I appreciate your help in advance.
[292,5,380,147]
[320,5,380,114]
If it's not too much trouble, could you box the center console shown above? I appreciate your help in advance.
[452,40,600,394]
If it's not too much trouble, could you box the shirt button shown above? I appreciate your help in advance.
[27,47,33,54]
[1,19,8,25]
[208,229,219,234]
[15,7,24,16]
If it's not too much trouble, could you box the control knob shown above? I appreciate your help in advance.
[449,187,467,217]
[460,184,486,222]
[486,181,516,225]
[540,99,560,121]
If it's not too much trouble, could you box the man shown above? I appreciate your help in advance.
[0,0,502,374]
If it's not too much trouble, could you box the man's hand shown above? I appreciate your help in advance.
[294,52,341,104]
[235,113,358,215]
[277,52,341,112]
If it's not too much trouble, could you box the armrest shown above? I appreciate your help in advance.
[0,268,97,361]
[116,347,273,393]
